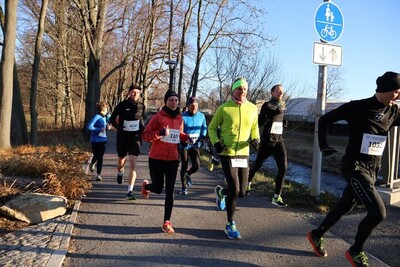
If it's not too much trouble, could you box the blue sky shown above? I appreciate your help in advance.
[261,0,399,101]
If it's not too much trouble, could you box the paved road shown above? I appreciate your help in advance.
[63,131,389,266]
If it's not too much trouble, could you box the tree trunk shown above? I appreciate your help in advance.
[0,6,28,146]
[11,60,28,146]
[30,0,49,145]
[0,0,18,149]
[83,54,101,140]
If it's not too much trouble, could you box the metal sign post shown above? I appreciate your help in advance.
[310,0,344,197]
[311,65,327,197]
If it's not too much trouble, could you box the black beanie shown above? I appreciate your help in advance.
[164,90,179,103]
[187,96,196,106]
[376,71,400,93]
[129,84,141,91]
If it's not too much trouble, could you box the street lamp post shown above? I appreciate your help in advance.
[165,60,177,92]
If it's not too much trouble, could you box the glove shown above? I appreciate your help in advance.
[188,137,194,144]
[214,141,225,153]
[321,146,338,157]
[159,128,167,136]
[250,139,260,150]
[283,119,288,128]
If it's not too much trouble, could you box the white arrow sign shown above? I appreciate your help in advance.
[313,42,343,66]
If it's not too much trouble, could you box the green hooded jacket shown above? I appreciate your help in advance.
[208,100,259,156]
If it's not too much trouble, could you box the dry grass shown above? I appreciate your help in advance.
[0,129,92,235]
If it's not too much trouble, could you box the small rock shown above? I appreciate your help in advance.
[0,193,67,224]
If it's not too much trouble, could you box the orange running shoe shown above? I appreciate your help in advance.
[141,180,150,199]
[162,220,175,234]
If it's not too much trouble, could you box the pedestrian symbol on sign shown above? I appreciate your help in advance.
[325,4,334,22]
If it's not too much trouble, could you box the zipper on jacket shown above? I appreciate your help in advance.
[235,105,241,156]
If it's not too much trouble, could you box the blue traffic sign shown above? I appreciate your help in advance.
[314,2,344,43]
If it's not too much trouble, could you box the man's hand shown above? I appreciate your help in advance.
[321,146,338,157]
[214,141,225,153]
[250,139,260,150]
[159,126,170,136]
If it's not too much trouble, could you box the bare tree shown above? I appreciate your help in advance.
[187,0,270,101]
[0,0,18,149]
[0,6,28,146]
[29,0,49,145]
[200,36,280,110]
[176,0,194,100]
[326,67,346,101]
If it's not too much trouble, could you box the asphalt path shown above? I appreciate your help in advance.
[63,131,389,267]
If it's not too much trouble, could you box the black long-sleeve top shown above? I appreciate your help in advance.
[259,98,285,143]
[109,99,146,140]
[318,95,400,164]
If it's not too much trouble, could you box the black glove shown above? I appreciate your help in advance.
[321,146,338,157]
[250,139,260,150]
[283,119,288,128]
[159,128,167,136]
[214,141,225,153]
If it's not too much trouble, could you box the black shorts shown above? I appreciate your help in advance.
[116,133,141,158]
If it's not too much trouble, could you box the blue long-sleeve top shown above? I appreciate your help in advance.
[87,113,108,143]
[182,111,207,149]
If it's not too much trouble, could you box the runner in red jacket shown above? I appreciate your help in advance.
[141,90,190,234]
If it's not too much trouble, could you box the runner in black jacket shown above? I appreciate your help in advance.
[247,84,288,207]
[308,71,400,267]
[109,85,146,200]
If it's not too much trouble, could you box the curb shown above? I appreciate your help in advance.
[46,200,81,267]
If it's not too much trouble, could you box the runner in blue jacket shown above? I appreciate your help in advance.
[87,101,110,181]
[179,97,208,195]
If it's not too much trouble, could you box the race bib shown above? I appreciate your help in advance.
[161,129,180,144]
[360,133,386,156]
[231,158,248,168]
[270,122,283,135]
[188,133,199,143]
[123,120,140,131]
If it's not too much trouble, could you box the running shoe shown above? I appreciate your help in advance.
[307,231,328,257]
[179,189,188,195]
[208,161,214,171]
[89,163,95,172]
[213,157,221,166]
[224,221,241,240]
[245,183,251,196]
[215,185,226,211]
[141,180,150,199]
[117,170,124,184]
[186,174,193,187]
[271,195,287,207]
[95,174,102,181]
[162,220,175,234]
[126,191,136,200]
[345,248,369,267]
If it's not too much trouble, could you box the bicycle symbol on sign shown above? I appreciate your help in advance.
[321,25,337,39]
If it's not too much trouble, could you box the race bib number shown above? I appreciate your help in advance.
[360,133,386,156]
[123,120,140,131]
[231,158,248,168]
[161,129,180,144]
[98,131,107,138]
[188,133,199,143]
[270,122,283,135]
